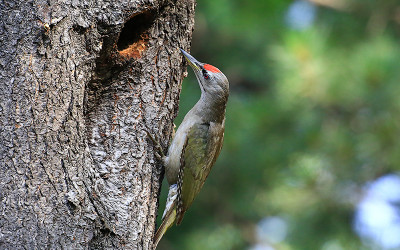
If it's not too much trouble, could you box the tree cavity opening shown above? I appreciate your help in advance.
[117,11,156,59]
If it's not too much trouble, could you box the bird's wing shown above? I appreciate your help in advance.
[176,121,225,224]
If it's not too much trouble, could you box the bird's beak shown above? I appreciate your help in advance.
[180,49,201,72]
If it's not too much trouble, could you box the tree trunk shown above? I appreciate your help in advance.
[0,0,195,249]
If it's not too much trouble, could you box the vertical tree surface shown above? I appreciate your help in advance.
[0,0,195,248]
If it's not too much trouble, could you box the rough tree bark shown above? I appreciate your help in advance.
[0,0,195,249]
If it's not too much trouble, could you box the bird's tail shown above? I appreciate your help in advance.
[153,184,178,249]
[153,204,176,249]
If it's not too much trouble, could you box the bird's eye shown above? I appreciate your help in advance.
[202,68,210,79]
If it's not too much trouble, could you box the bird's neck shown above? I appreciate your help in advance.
[193,92,227,123]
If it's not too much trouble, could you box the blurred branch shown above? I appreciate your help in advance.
[307,0,350,11]
[393,6,400,26]
[308,0,400,32]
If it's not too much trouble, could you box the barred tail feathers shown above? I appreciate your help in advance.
[153,184,179,249]
[153,205,176,249]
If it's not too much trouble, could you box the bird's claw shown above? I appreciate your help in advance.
[145,129,165,160]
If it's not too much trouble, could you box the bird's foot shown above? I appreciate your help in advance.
[145,129,165,160]
[171,123,176,140]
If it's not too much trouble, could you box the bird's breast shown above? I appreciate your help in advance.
[164,120,194,184]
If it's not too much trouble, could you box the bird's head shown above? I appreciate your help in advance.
[180,49,229,102]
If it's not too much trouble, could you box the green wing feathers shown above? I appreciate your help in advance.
[177,122,225,223]
[155,121,225,247]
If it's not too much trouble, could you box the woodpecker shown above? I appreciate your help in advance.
[153,49,229,248]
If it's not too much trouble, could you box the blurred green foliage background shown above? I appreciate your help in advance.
[158,0,400,249]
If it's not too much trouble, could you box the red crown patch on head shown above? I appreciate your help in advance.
[204,64,220,73]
